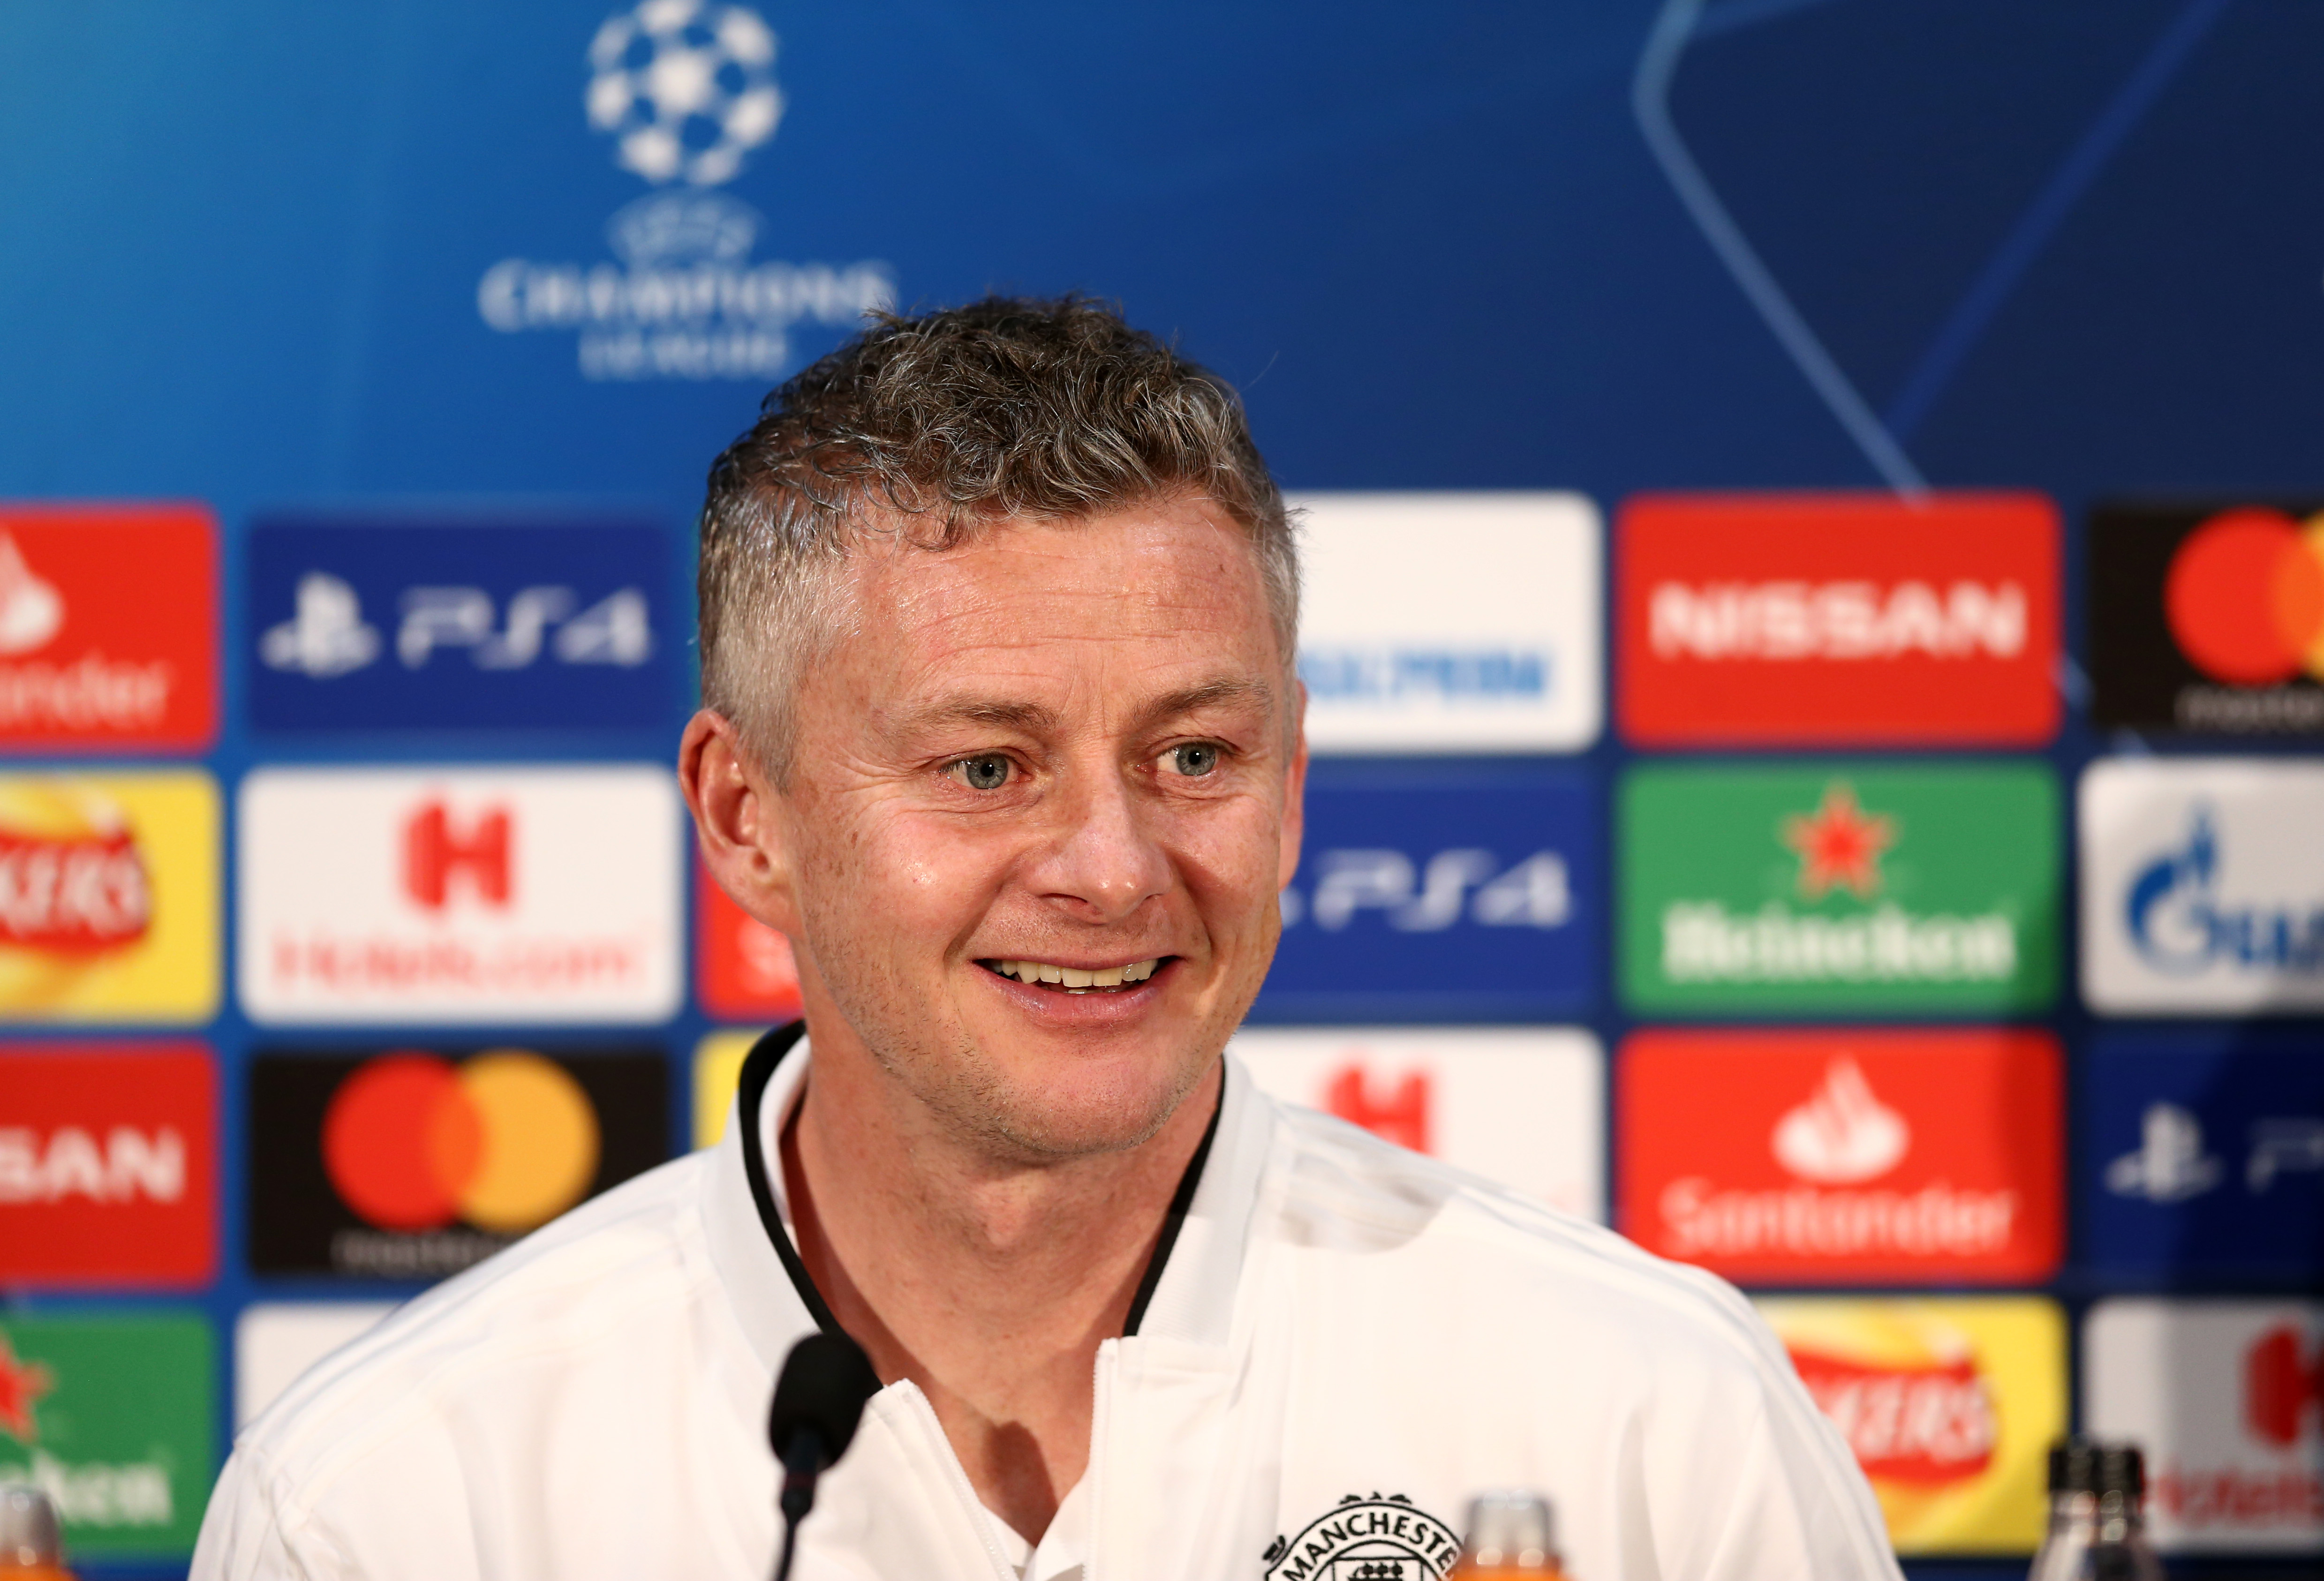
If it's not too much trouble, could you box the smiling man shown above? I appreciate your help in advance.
[194,299,1900,1581]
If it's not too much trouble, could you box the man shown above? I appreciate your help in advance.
[195,298,1900,1580]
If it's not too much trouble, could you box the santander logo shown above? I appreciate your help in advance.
[0,534,64,656]
[1773,1057,1910,1183]
[1624,1030,2060,1282]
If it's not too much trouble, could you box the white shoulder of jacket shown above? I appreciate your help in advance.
[220,1151,727,1519]
[1255,1088,1837,1427]
[1264,1092,1792,1361]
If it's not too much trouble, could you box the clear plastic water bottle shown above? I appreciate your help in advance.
[1448,1490,1570,1579]
[2027,1438,2163,1581]
[0,1484,74,1581]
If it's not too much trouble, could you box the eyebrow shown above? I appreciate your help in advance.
[890,676,1275,742]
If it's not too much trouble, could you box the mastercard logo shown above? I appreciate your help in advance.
[2166,507,2324,685]
[320,1050,600,1234]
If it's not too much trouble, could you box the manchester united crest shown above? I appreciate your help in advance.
[1262,1492,1462,1581]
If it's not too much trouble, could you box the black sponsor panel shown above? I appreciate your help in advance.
[248,1048,668,1279]
[2090,500,2324,734]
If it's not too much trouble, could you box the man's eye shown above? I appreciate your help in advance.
[949,754,1013,791]
[1165,743,1221,778]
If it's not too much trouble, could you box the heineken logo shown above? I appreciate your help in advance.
[1262,1493,1462,1581]
[0,1333,52,1440]
[1665,781,2015,986]
[1621,764,2057,1014]
[0,1316,212,1559]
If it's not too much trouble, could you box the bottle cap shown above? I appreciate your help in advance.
[2047,1437,2146,1499]
[2049,1436,2101,1495]
[2100,1444,2145,1500]
[0,1484,63,1567]
[1463,1491,1557,1570]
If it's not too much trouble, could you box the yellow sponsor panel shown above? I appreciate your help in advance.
[1756,1295,2064,1555]
[694,1029,766,1148]
[0,772,219,1021]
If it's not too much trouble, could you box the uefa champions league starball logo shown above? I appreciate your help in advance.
[587,0,784,188]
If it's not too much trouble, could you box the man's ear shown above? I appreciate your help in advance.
[1277,681,1309,893]
[678,708,801,934]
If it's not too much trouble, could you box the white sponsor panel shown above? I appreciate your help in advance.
[2080,759,2324,1014]
[238,766,682,1024]
[236,1302,397,1427]
[2083,1298,2324,1553]
[1230,1027,1602,1220]
[1292,493,1601,753]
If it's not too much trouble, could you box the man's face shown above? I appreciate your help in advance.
[765,497,1304,1158]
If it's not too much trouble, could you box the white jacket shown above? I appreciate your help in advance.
[193,1031,1901,1581]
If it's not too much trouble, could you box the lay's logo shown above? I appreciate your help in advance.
[0,775,218,1022]
[1788,1347,1996,1484]
[0,823,150,949]
[1759,1296,2064,1555]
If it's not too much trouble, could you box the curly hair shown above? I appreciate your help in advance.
[697,295,1298,777]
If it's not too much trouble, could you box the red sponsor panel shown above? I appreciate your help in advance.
[1618,1029,2062,1285]
[1616,493,2060,745]
[0,1044,216,1285]
[696,857,802,1021]
[0,505,217,752]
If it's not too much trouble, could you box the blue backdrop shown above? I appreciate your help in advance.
[4,3,2323,1577]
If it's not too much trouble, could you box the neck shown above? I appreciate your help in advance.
[779,1026,1221,1543]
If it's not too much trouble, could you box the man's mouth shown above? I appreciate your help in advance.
[978,957,1167,994]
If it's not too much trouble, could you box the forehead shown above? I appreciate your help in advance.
[828,498,1282,708]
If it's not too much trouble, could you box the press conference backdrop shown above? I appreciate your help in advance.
[1,2,2321,1576]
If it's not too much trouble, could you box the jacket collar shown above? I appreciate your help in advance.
[697,1024,1270,1370]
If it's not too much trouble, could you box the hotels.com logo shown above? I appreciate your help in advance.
[2247,1325,2320,1448]
[403,801,512,911]
[1321,1065,1432,1155]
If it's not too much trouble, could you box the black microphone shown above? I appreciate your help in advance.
[767,1332,883,1581]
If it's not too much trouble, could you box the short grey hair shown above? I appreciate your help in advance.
[697,295,1299,778]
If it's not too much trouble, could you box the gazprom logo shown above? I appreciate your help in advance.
[1298,645,1549,705]
[2125,806,2324,976]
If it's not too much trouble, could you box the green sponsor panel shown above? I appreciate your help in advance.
[1619,761,2058,1016]
[0,1313,214,1560]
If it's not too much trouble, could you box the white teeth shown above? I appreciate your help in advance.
[989,956,1162,986]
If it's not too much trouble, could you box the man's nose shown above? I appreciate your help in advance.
[1028,764,1171,924]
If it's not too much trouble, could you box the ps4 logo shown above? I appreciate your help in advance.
[261,573,653,679]
[2124,807,2324,976]
[1280,848,1571,932]
[2106,1100,2324,1203]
